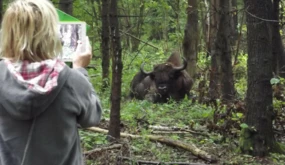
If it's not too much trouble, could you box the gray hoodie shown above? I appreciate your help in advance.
[0,61,102,165]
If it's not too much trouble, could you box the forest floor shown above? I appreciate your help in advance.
[82,55,285,165]
[80,98,285,165]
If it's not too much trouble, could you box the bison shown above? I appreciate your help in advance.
[129,52,194,103]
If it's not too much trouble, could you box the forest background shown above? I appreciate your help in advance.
[1,0,285,164]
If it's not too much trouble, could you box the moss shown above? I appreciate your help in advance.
[239,128,285,155]
[271,142,285,154]
[239,128,254,154]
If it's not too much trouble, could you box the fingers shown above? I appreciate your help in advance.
[72,36,93,69]
[85,36,92,55]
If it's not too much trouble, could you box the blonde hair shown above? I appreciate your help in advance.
[0,0,62,62]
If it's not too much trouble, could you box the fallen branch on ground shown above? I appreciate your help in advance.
[84,144,122,155]
[151,131,193,134]
[87,127,218,163]
[117,156,207,165]
[149,125,210,137]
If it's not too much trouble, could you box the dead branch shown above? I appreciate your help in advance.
[149,125,210,137]
[84,144,122,155]
[87,127,218,163]
[151,131,192,134]
[118,156,207,165]
[119,30,160,50]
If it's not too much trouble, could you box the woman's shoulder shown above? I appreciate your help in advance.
[65,67,92,91]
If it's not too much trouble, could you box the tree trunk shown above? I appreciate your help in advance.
[207,0,220,56]
[131,0,145,52]
[101,0,111,90]
[183,0,199,79]
[119,2,131,49]
[214,0,235,102]
[208,0,221,100]
[108,0,123,141]
[89,0,102,43]
[272,0,285,78]
[240,0,277,156]
[0,0,3,23]
[59,0,73,15]
[230,0,238,45]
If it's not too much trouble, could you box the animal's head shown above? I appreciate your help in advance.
[140,53,187,95]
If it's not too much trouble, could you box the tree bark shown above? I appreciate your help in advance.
[272,0,285,78]
[130,0,145,52]
[230,0,238,45]
[0,0,3,24]
[240,0,276,156]
[207,0,220,56]
[101,0,111,90]
[214,0,235,102]
[108,0,123,140]
[208,0,221,100]
[183,0,199,79]
[59,0,73,15]
[89,0,102,44]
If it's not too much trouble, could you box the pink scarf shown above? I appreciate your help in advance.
[4,59,65,94]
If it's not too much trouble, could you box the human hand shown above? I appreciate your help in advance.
[72,37,92,69]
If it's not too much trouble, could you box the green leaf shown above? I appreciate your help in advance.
[240,123,249,129]
[270,78,280,85]
[236,113,243,118]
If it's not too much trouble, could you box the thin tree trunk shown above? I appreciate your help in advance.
[131,0,145,52]
[119,2,131,49]
[207,0,220,56]
[214,0,235,102]
[0,0,3,23]
[89,0,101,41]
[101,0,111,90]
[240,0,277,156]
[59,0,73,15]
[272,0,285,78]
[183,0,199,79]
[208,0,220,100]
[230,0,238,45]
[108,0,123,140]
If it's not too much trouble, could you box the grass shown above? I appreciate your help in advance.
[80,50,285,165]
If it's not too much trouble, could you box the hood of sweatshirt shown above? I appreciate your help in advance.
[0,59,70,120]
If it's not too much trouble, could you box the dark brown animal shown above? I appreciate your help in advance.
[129,52,193,103]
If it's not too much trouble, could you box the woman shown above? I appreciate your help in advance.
[0,0,102,165]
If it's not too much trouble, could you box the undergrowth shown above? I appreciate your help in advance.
[79,49,285,165]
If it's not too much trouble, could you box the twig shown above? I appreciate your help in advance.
[84,144,122,155]
[117,156,207,165]
[87,127,218,163]
[124,43,147,70]
[119,30,160,50]
[245,8,279,22]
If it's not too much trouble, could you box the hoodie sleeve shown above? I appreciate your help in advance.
[73,68,102,128]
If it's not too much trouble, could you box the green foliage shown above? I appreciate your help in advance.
[51,0,285,164]
[234,54,248,97]
[271,78,280,85]
[79,130,108,151]
[271,152,285,164]
[121,99,214,129]
[240,123,249,129]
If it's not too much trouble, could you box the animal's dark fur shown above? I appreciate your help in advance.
[130,52,194,103]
